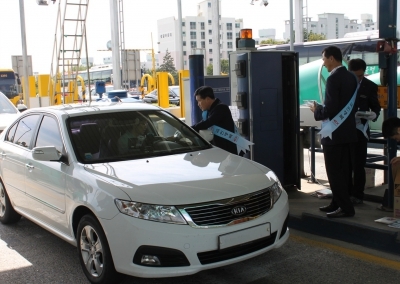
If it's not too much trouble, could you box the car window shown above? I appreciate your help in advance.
[67,110,210,163]
[5,122,18,143]
[35,115,64,154]
[170,87,179,96]
[13,115,40,148]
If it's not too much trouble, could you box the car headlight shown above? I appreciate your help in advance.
[269,182,283,204]
[115,199,187,224]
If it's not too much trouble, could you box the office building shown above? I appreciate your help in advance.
[284,13,377,40]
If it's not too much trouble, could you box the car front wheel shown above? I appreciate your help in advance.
[0,180,21,224]
[77,214,124,284]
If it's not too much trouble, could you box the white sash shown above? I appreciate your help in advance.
[202,111,254,155]
[319,73,359,139]
[355,111,377,139]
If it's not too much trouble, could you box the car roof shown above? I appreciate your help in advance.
[21,102,161,118]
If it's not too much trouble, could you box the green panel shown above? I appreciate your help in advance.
[299,60,354,105]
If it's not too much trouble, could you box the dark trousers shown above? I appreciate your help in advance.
[349,131,368,200]
[323,143,355,215]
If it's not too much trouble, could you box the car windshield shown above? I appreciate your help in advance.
[67,110,211,163]
[0,92,18,114]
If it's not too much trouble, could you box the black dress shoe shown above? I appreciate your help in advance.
[326,207,354,218]
[319,204,338,212]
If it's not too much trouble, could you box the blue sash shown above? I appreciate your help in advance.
[319,76,360,139]
[202,111,254,154]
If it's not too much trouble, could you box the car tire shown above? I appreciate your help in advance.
[77,214,124,284]
[0,179,21,224]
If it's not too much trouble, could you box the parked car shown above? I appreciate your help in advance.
[87,85,115,101]
[0,91,21,134]
[144,86,180,106]
[87,86,142,102]
[0,102,289,283]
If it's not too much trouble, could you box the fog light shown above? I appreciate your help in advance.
[141,255,161,266]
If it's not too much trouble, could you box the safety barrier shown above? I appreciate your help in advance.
[308,126,388,183]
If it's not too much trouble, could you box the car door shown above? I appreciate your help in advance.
[0,115,40,207]
[24,115,68,232]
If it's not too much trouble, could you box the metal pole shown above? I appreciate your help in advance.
[18,0,30,109]
[289,0,294,51]
[110,0,121,89]
[84,25,91,102]
[310,126,316,183]
[212,0,220,75]
[177,0,184,70]
[294,0,304,43]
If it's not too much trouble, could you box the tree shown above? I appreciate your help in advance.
[206,59,229,75]
[207,63,213,75]
[307,31,326,42]
[71,65,91,72]
[303,29,326,42]
[220,59,229,74]
[159,49,178,84]
[259,38,287,45]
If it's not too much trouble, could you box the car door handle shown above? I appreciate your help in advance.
[0,152,6,158]
[25,164,34,170]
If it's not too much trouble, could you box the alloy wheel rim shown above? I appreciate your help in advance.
[0,184,5,217]
[80,225,104,277]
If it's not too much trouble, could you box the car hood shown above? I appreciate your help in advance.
[84,148,278,205]
[0,113,19,130]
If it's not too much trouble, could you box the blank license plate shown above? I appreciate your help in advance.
[218,223,271,250]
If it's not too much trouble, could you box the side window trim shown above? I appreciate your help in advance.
[12,114,41,149]
[34,114,67,155]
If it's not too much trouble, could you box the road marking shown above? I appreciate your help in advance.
[290,234,400,271]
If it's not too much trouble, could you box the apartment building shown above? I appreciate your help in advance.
[157,0,243,69]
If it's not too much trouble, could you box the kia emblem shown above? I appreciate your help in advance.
[231,205,247,216]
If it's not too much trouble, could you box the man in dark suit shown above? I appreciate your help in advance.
[191,86,238,155]
[310,45,358,218]
[348,59,381,204]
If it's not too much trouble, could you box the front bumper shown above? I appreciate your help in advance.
[100,190,289,278]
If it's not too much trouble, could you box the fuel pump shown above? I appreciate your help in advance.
[229,29,301,189]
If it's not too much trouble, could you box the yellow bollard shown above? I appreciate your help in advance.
[54,81,61,105]
[65,81,75,104]
[19,76,37,107]
[37,74,52,97]
[157,72,169,108]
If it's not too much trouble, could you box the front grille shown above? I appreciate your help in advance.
[179,188,272,227]
[198,232,277,265]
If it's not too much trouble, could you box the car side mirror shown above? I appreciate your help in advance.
[32,146,62,161]
[17,103,28,112]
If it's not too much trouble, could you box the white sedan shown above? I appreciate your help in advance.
[0,102,289,283]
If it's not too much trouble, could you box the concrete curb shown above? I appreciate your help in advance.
[288,212,400,254]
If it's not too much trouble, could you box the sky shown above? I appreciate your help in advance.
[0,0,378,74]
